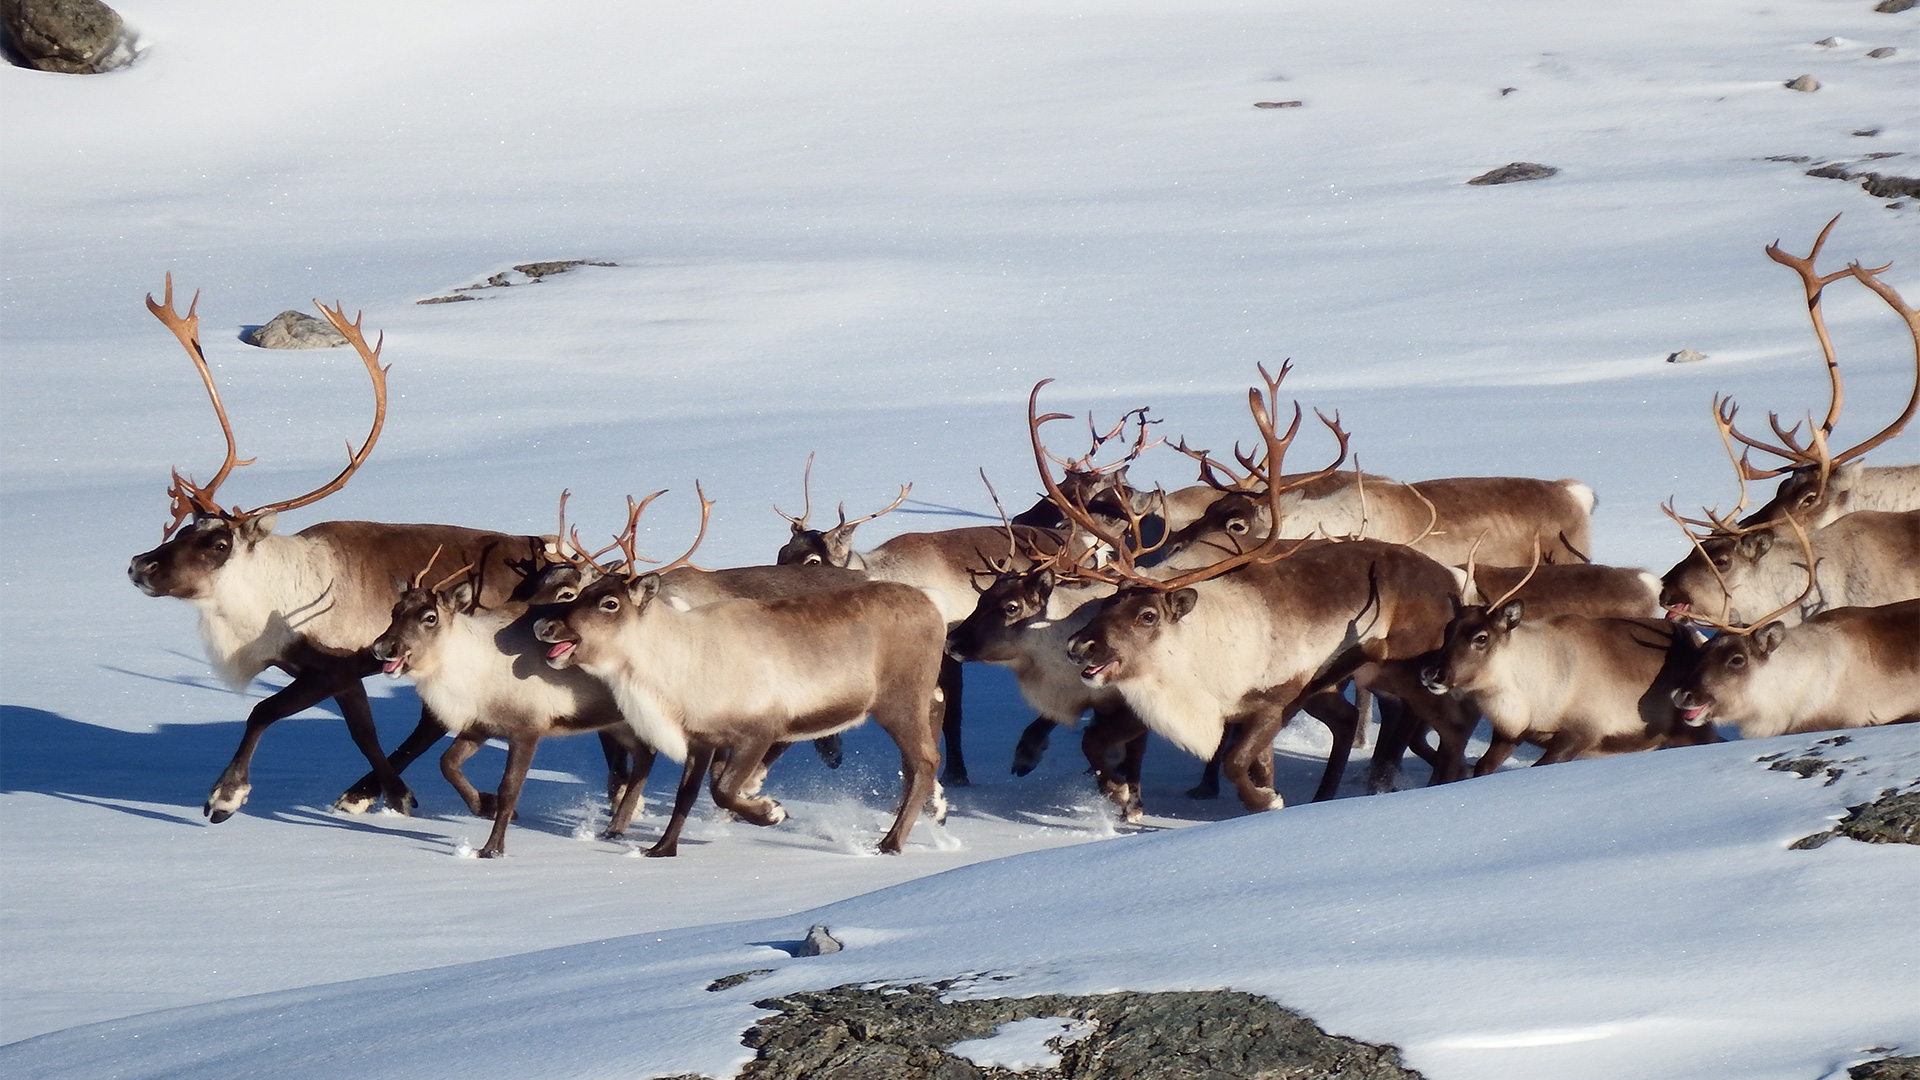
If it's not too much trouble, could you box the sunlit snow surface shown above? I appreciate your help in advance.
[2,1,1916,1077]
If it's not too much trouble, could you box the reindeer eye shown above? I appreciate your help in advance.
[803,554,823,566]
[1138,609,1158,625]
[1798,493,1816,506]
[1003,601,1022,617]
[1727,654,1746,668]
[421,611,437,626]
[1227,520,1248,534]
[1711,558,1730,571]
[212,539,230,553]
[599,596,620,612]
[1471,632,1489,648]
[556,588,578,602]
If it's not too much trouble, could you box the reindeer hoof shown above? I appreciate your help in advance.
[204,806,234,824]
[600,828,626,840]
[332,790,377,814]
[941,768,971,787]
[204,783,250,823]
[765,803,788,826]
[644,841,678,858]
[385,789,417,816]
[1122,805,1145,824]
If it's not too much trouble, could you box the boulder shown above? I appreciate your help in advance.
[1466,162,1558,186]
[246,310,349,350]
[1,0,136,74]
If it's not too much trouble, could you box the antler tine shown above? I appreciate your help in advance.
[1460,533,1485,605]
[650,482,715,577]
[1711,395,1798,485]
[608,490,669,577]
[411,544,447,590]
[147,273,256,535]
[430,562,477,595]
[1173,437,1256,493]
[1670,512,1818,635]
[1487,541,1541,610]
[1828,258,1920,466]
[979,468,1022,575]
[775,452,816,529]
[1661,500,1743,617]
[246,300,389,520]
[838,483,912,530]
[1028,381,1146,588]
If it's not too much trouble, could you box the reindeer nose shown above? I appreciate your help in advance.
[1065,634,1093,663]
[1419,665,1448,694]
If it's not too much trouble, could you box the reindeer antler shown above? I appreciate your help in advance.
[244,300,389,520]
[148,274,257,536]
[1670,512,1819,635]
[775,452,816,529]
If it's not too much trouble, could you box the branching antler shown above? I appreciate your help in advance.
[246,301,389,519]
[148,274,256,536]
[775,453,817,530]
[1669,512,1819,634]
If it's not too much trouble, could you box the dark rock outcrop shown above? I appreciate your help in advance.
[2,0,136,74]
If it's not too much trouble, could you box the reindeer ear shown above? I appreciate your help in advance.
[1495,599,1525,630]
[1738,531,1774,559]
[237,512,277,542]
[1032,568,1055,595]
[445,580,476,612]
[1168,588,1199,621]
[630,574,662,606]
[391,573,412,594]
[1754,621,1787,655]
[789,520,807,536]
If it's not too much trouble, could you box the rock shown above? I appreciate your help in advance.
[1764,154,1813,162]
[1872,0,1915,13]
[698,982,1425,1080]
[1466,162,1557,186]
[1867,47,1896,58]
[246,310,348,350]
[796,925,842,956]
[707,969,774,992]
[1253,100,1303,108]
[513,260,610,278]
[1,0,136,73]
[1855,128,1884,137]
[1852,1054,1920,1079]
[1832,790,1920,845]
[1816,36,1840,47]
[1666,349,1707,364]
[1499,86,1518,96]
[1860,173,1920,199]
[416,294,476,305]
[1785,74,1820,92]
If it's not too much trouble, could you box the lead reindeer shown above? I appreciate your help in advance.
[127,277,551,822]
[1040,366,1465,813]
[370,552,656,858]
[773,455,1066,785]
[535,489,951,856]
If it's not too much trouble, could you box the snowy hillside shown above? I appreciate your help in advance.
[2,1,1916,1077]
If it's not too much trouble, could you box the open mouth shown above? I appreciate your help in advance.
[545,639,577,666]
[1080,660,1114,683]
[1678,702,1710,725]
[380,653,409,678]
[1663,602,1691,621]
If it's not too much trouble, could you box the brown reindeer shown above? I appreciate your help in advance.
[126,277,551,822]
[772,454,1065,785]
[535,489,950,856]
[1670,599,1920,739]
[370,556,656,858]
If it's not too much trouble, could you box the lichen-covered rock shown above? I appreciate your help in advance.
[2,0,136,74]
[660,982,1423,1080]
[246,310,348,350]
[1852,1054,1920,1079]
[1466,162,1557,186]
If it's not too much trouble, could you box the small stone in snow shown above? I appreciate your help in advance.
[798,925,842,956]
[1815,37,1840,47]
[1872,0,1915,13]
[246,310,348,350]
[1667,349,1707,364]
[1855,128,1883,137]
[1467,162,1558,185]
[1786,74,1820,92]
[1253,100,1303,108]
[1867,47,1896,58]
[1499,86,1518,96]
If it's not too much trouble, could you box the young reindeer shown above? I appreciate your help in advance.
[1670,599,1920,739]
[369,551,656,858]
[126,277,550,822]
[536,489,951,856]
[1048,367,1465,813]
[1420,546,1721,775]
[772,455,1066,785]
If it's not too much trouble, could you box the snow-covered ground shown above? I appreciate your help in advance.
[2,1,1916,1076]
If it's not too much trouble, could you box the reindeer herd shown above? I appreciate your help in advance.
[126,218,1920,859]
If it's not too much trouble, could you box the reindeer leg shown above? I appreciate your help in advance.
[1223,688,1303,812]
[205,670,344,823]
[1300,689,1358,802]
[937,656,969,786]
[709,735,787,827]
[1011,716,1057,777]
[604,736,656,837]
[1473,735,1521,777]
[477,734,537,858]
[337,705,445,813]
[439,732,490,816]
[599,730,632,809]
[1083,707,1145,816]
[1533,729,1596,767]
[1117,725,1148,823]
[334,680,415,816]
[1351,684,1373,750]
[646,745,714,858]
[874,690,945,854]
[1366,694,1413,794]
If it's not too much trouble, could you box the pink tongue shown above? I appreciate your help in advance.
[382,657,404,675]
[1682,705,1706,721]
[547,641,576,660]
[1082,663,1105,679]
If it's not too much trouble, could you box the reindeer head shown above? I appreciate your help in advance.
[1066,585,1200,687]
[947,567,1058,663]
[1668,621,1788,727]
[1419,597,1526,696]
[772,453,909,567]
[532,488,712,671]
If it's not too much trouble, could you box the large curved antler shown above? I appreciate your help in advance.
[147,274,256,536]
[774,452,816,530]
[244,300,389,520]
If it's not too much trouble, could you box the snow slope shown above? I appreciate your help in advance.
[2,0,1917,1074]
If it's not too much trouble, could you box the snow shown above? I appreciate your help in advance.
[950,1016,1097,1071]
[2,1,1917,1077]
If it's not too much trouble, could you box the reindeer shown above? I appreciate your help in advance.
[1662,219,1920,624]
[1670,599,1920,739]
[1031,368,1464,813]
[1417,551,1719,776]
[772,454,1066,785]
[126,277,552,822]
[1722,216,1920,529]
[369,555,656,858]
[535,489,950,856]
[1365,554,1666,789]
